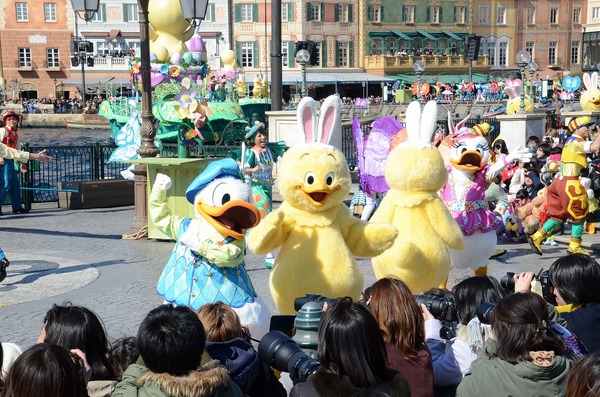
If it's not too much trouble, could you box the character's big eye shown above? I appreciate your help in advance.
[212,182,232,206]
[305,172,316,185]
[460,147,468,154]
[325,172,334,186]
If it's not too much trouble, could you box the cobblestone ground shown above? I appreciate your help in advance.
[1,201,598,349]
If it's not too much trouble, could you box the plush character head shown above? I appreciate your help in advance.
[505,82,533,114]
[580,72,600,112]
[447,113,491,172]
[385,101,446,192]
[277,95,351,212]
[185,158,260,239]
[568,116,595,134]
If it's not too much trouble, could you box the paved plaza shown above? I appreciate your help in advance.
[1,200,599,349]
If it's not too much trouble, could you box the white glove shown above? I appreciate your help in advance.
[506,145,533,163]
[154,173,172,191]
[179,229,203,252]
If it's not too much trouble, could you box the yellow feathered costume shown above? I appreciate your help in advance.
[247,96,398,314]
[370,101,464,292]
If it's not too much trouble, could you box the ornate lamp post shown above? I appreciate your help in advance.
[516,50,532,114]
[413,60,426,101]
[180,0,209,26]
[527,61,538,103]
[70,0,100,109]
[295,49,310,97]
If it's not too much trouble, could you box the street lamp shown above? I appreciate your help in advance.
[296,49,310,97]
[53,78,57,99]
[180,0,210,27]
[70,0,99,111]
[413,60,426,101]
[71,0,99,22]
[516,50,532,114]
[527,61,538,103]
[362,81,366,98]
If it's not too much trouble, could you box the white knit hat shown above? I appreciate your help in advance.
[2,342,23,380]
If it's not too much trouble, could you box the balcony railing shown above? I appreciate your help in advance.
[364,54,490,74]
[15,60,37,71]
[42,60,66,70]
[69,55,131,71]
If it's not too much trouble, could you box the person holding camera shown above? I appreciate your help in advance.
[422,276,506,392]
[549,254,600,353]
[196,302,286,397]
[456,292,574,397]
[289,298,410,397]
[364,278,434,397]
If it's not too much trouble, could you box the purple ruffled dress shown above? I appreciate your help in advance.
[441,165,501,236]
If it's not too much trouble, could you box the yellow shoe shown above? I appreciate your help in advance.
[567,237,590,255]
[474,265,488,276]
[589,223,596,235]
[490,249,507,259]
[527,229,547,256]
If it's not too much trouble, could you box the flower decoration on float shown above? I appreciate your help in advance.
[172,85,212,147]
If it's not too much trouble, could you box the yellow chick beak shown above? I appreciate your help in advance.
[196,200,260,240]
[297,183,341,207]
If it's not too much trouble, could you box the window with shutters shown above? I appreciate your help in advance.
[550,7,558,24]
[340,4,350,22]
[125,4,138,22]
[240,42,253,67]
[571,41,579,64]
[370,5,381,22]
[241,4,253,22]
[282,45,288,67]
[573,7,581,23]
[403,5,413,23]
[311,3,321,21]
[498,42,507,67]
[282,3,289,21]
[548,41,557,64]
[431,6,440,23]
[455,6,465,23]
[338,42,348,67]
[527,7,535,24]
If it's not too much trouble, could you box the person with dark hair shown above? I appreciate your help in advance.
[364,278,434,397]
[290,298,410,397]
[38,303,118,396]
[2,343,89,397]
[549,254,600,352]
[536,142,552,171]
[457,292,574,397]
[197,302,286,397]
[112,304,243,397]
[108,337,139,381]
[423,277,506,391]
[567,350,600,397]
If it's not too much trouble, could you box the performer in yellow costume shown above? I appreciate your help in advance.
[529,116,600,255]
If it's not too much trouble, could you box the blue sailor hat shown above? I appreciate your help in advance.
[185,158,241,203]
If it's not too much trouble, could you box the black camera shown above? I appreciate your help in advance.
[258,330,320,384]
[294,294,338,312]
[415,292,457,323]
[500,269,556,305]
[476,302,495,324]
[415,291,458,339]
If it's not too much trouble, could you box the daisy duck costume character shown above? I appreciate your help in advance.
[149,158,271,339]
[247,95,398,314]
[441,114,531,278]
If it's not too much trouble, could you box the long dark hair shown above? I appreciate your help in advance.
[491,292,567,363]
[42,303,116,381]
[452,276,506,325]
[317,298,391,388]
[567,351,600,397]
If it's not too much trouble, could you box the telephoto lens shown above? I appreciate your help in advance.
[258,330,320,384]
[500,272,516,290]
[476,302,495,325]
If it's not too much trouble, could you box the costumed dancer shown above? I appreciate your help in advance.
[441,115,531,280]
[149,158,271,339]
[247,95,398,314]
[528,116,600,255]
[0,111,29,215]
[233,120,287,268]
[369,101,464,292]
[0,142,51,282]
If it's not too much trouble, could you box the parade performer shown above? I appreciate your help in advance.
[442,115,531,278]
[247,95,398,314]
[0,111,29,214]
[369,101,464,292]
[232,120,287,268]
[149,158,271,339]
[0,141,51,282]
[528,116,600,255]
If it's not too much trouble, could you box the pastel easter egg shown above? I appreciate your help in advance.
[150,52,158,61]
[170,52,182,64]
[155,47,169,62]
[182,52,194,63]
[192,52,203,63]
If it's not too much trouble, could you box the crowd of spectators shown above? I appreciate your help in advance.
[0,96,104,115]
[1,254,599,397]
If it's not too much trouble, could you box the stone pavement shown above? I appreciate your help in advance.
[1,200,600,350]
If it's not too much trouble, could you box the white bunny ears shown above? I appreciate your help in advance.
[296,95,341,145]
[504,84,522,100]
[583,72,599,91]
[402,100,438,149]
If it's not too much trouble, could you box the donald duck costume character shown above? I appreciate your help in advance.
[528,116,600,255]
[149,158,271,338]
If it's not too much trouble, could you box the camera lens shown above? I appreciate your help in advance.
[500,272,515,290]
[258,330,320,383]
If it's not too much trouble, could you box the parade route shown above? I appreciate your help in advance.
[1,200,599,349]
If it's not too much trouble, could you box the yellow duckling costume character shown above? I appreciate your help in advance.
[528,116,600,256]
[247,95,398,314]
[149,158,271,339]
[148,0,195,61]
[580,72,600,112]
[370,101,464,292]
